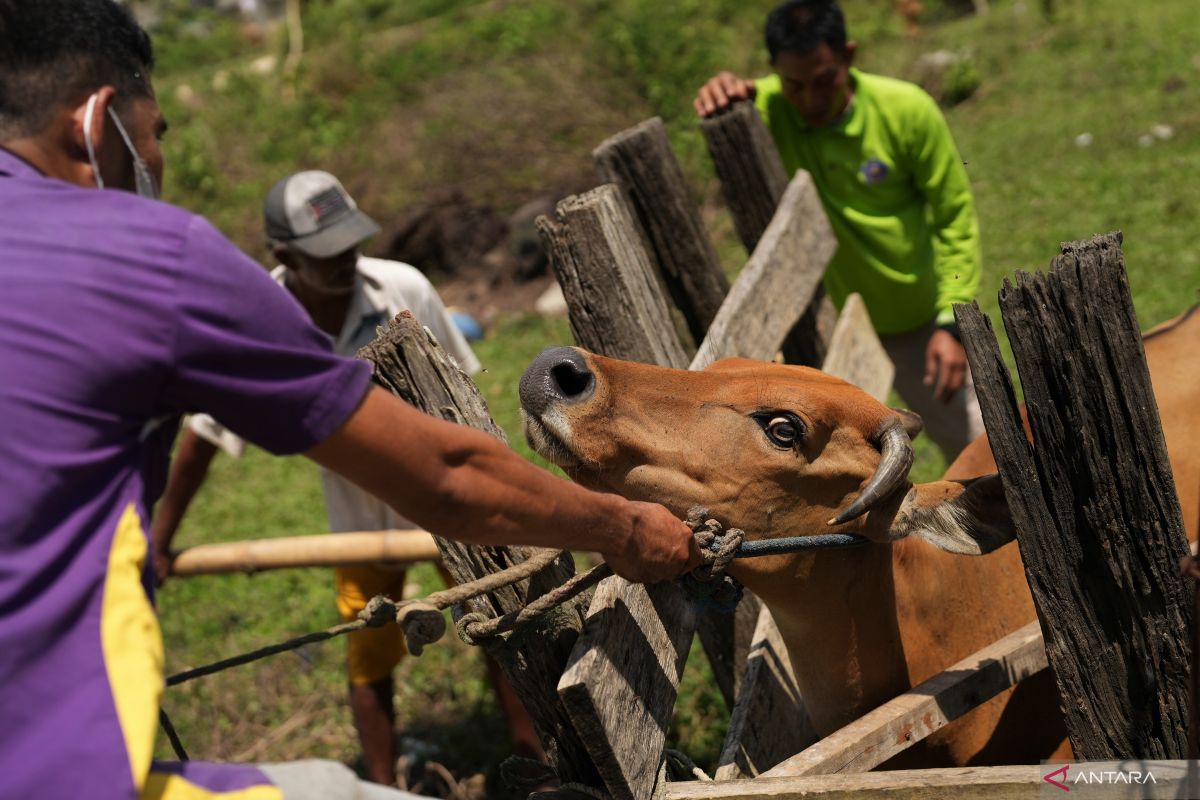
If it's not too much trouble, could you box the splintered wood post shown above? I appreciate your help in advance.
[701,100,836,367]
[700,101,788,249]
[538,186,700,799]
[594,117,730,350]
[692,171,836,370]
[537,185,689,369]
[955,231,1192,759]
[357,312,600,785]
[595,118,777,711]
[558,576,698,800]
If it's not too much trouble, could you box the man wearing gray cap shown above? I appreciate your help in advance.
[152,170,526,787]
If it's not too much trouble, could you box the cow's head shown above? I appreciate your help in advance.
[519,348,1015,565]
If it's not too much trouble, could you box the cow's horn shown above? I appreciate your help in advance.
[828,417,914,526]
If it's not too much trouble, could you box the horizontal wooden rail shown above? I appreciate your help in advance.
[669,765,1042,799]
[169,529,441,576]
[668,761,1200,799]
[761,621,1048,777]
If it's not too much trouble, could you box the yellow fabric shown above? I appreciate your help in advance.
[335,565,408,685]
[143,772,282,800]
[102,502,164,793]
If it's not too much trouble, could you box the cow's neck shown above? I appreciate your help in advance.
[743,543,910,735]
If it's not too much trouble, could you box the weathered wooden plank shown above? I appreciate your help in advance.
[358,312,600,784]
[762,621,1047,778]
[700,100,835,367]
[955,231,1192,760]
[691,172,835,370]
[539,185,701,798]
[714,605,816,780]
[594,117,730,349]
[699,100,789,250]
[666,763,1200,799]
[169,529,440,576]
[820,293,894,404]
[558,577,698,800]
[669,766,1043,800]
[537,185,690,370]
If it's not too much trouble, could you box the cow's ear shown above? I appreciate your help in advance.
[886,474,1016,555]
[891,408,923,440]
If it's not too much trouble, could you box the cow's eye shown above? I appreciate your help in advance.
[763,415,803,448]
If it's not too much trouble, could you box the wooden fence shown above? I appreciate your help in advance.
[356,106,1191,799]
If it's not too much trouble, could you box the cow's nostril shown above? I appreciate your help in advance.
[520,346,596,415]
[552,362,594,398]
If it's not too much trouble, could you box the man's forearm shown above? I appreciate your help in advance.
[307,388,629,552]
[307,388,698,582]
[151,429,219,557]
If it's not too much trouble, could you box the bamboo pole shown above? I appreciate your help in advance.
[169,529,440,576]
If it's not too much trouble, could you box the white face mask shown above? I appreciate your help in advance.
[83,93,159,199]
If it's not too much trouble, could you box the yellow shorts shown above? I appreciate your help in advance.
[335,565,409,685]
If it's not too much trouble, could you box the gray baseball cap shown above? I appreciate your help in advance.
[263,170,381,258]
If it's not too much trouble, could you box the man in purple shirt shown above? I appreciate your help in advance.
[0,2,700,798]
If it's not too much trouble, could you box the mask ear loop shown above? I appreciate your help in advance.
[106,107,159,199]
[83,94,104,189]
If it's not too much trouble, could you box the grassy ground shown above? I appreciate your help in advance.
[150,0,1200,789]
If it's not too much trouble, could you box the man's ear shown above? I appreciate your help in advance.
[843,41,858,66]
[68,86,118,186]
[886,473,1017,555]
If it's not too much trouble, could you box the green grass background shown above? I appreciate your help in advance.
[148,0,1200,788]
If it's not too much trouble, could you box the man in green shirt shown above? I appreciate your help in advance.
[695,0,984,460]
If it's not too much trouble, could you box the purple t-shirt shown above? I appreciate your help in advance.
[0,148,373,798]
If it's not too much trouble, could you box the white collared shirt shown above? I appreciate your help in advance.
[187,256,480,532]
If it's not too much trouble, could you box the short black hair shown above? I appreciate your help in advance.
[765,0,848,62]
[0,0,155,139]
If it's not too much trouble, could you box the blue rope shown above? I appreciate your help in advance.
[683,532,867,613]
[735,533,868,557]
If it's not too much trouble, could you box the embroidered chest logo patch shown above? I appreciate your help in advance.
[859,158,890,185]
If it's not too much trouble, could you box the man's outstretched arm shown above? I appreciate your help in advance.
[306,387,701,583]
[150,427,219,585]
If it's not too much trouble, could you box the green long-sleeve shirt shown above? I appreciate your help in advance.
[755,68,981,334]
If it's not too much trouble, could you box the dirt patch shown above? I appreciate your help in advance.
[327,47,654,319]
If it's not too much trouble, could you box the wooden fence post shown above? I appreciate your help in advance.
[955,232,1192,759]
[594,118,762,712]
[594,117,730,351]
[692,172,835,369]
[537,186,700,800]
[700,100,836,367]
[537,185,690,369]
[357,312,601,785]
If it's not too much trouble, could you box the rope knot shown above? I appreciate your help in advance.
[357,595,398,628]
[685,505,744,582]
[394,601,447,656]
[455,611,490,646]
[681,506,745,613]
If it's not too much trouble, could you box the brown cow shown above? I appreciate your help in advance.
[517,305,1198,767]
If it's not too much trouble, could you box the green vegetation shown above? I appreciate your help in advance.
[149,0,1200,788]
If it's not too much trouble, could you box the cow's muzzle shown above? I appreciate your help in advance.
[519,346,596,416]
